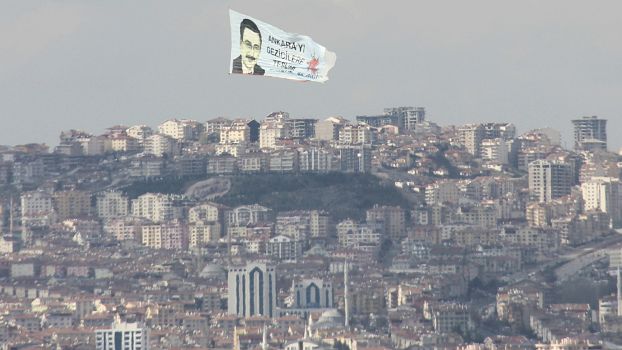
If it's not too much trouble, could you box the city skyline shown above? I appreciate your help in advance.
[1,85,622,347]
[4,2,622,347]
[1,0,621,150]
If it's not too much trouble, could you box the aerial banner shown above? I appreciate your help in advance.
[229,9,336,83]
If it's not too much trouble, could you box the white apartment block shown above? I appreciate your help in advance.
[215,143,246,157]
[338,124,374,145]
[336,220,382,248]
[510,227,560,251]
[141,221,185,250]
[11,158,44,185]
[454,205,497,228]
[240,237,265,254]
[104,218,142,241]
[205,117,232,135]
[21,191,54,218]
[237,154,266,172]
[141,224,162,249]
[608,245,622,269]
[220,120,250,144]
[572,115,607,151]
[431,303,473,334]
[582,177,622,227]
[366,205,406,240]
[276,222,310,242]
[425,181,460,205]
[143,133,178,157]
[131,193,182,222]
[315,116,347,141]
[228,225,252,238]
[526,203,551,228]
[528,160,573,203]
[158,119,195,141]
[268,150,298,172]
[482,122,516,140]
[286,118,317,138]
[95,321,149,350]
[336,144,372,173]
[277,211,321,240]
[598,296,617,324]
[260,122,288,149]
[126,125,154,144]
[407,107,426,130]
[80,135,111,156]
[20,191,56,227]
[266,235,303,260]
[96,191,130,219]
[110,136,139,153]
[310,210,330,238]
[480,138,509,165]
[298,147,334,172]
[188,203,221,223]
[189,221,221,248]
[457,124,484,156]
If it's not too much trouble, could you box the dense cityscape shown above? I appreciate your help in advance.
[1,108,622,349]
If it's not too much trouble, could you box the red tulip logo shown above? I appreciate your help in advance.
[307,55,320,74]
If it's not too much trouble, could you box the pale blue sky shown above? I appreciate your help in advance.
[1,0,621,151]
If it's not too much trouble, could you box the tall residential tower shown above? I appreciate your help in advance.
[572,116,607,151]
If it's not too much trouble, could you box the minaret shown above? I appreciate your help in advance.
[304,314,310,339]
[344,259,349,328]
[228,231,232,265]
[262,324,267,350]
[9,196,14,234]
[233,326,240,350]
[617,266,622,317]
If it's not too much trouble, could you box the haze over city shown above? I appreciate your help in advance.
[1,0,621,149]
[3,2,622,349]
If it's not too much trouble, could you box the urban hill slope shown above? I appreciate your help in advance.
[216,173,410,221]
[121,173,410,221]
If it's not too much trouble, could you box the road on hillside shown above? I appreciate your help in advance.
[499,233,622,286]
[184,177,231,201]
[554,233,622,282]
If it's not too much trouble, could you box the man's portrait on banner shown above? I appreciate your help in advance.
[231,18,265,75]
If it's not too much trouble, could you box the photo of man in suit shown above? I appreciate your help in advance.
[231,18,265,75]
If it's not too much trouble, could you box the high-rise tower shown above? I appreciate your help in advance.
[95,321,149,350]
[572,116,607,151]
[344,259,349,328]
[228,261,277,318]
[528,160,573,203]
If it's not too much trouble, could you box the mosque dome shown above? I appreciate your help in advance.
[199,263,226,279]
[311,309,344,330]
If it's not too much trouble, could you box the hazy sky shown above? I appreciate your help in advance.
[1,0,621,150]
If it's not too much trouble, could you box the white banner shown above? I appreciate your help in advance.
[229,9,336,83]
